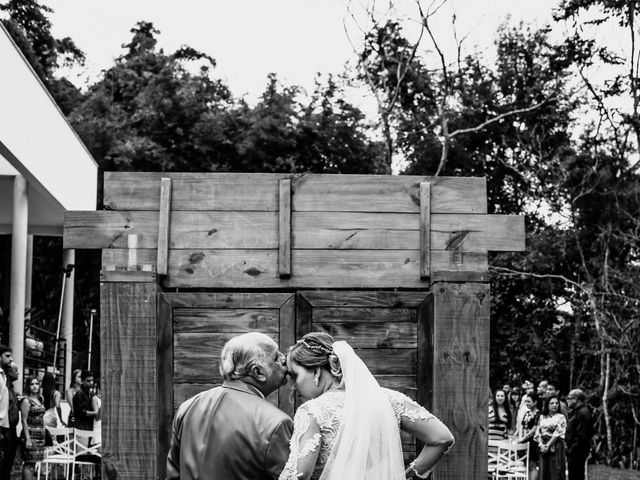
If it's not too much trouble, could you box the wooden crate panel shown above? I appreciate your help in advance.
[300,291,429,308]
[356,349,416,375]
[376,375,417,400]
[162,292,293,309]
[102,249,488,288]
[312,307,417,324]
[174,309,280,333]
[103,172,486,213]
[312,322,417,349]
[173,382,278,411]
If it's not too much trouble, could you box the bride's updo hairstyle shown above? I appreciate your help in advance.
[288,332,343,382]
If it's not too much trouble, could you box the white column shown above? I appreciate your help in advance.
[25,234,33,315]
[9,175,28,394]
[62,248,75,386]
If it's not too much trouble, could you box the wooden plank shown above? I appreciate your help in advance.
[157,178,172,275]
[278,295,296,415]
[432,271,489,283]
[356,349,416,375]
[173,332,279,383]
[417,294,433,412]
[173,383,278,411]
[429,282,490,480]
[300,291,428,308]
[173,309,280,333]
[161,292,293,309]
[103,172,487,213]
[312,307,417,323]
[312,322,417,348]
[127,233,138,270]
[292,175,486,213]
[157,294,173,480]
[66,210,523,252]
[376,375,417,400]
[100,270,156,283]
[420,182,431,279]
[102,249,488,288]
[100,281,158,479]
[278,179,291,278]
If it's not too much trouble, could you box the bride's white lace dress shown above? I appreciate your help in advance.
[279,388,435,480]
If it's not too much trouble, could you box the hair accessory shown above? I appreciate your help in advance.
[301,340,332,354]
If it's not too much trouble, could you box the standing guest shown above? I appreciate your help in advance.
[518,393,541,480]
[489,389,512,440]
[73,371,99,432]
[42,372,64,430]
[91,381,102,440]
[0,361,19,478]
[517,381,536,436]
[508,386,522,420]
[65,368,82,427]
[0,344,14,475]
[166,332,292,480]
[502,383,512,397]
[546,383,569,418]
[537,380,549,398]
[536,395,567,480]
[20,376,46,480]
[566,389,593,480]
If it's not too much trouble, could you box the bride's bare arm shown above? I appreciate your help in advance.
[279,407,322,480]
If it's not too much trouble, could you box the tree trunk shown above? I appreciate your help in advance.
[602,351,614,464]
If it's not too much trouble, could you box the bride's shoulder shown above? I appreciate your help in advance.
[296,391,344,421]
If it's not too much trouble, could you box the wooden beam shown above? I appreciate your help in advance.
[100,270,157,283]
[157,294,173,480]
[428,282,490,479]
[278,179,291,278]
[420,182,431,280]
[157,178,172,276]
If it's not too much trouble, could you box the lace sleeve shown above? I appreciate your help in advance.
[279,404,322,480]
[385,389,436,424]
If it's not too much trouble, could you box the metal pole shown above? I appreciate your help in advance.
[87,309,96,370]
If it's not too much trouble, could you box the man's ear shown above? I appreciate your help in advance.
[250,364,267,383]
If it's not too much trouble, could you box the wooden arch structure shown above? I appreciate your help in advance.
[64,172,525,480]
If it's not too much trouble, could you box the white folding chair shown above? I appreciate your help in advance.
[493,441,529,480]
[72,429,102,479]
[37,427,75,480]
[488,439,506,477]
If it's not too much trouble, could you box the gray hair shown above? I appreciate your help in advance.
[569,389,587,403]
[219,332,277,381]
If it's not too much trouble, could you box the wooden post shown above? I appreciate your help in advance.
[62,248,75,385]
[100,272,158,479]
[420,182,431,280]
[429,278,490,480]
[9,174,28,394]
[278,178,291,278]
[157,178,172,276]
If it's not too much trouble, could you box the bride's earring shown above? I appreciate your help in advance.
[314,371,320,387]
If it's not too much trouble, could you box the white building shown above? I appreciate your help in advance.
[0,23,97,392]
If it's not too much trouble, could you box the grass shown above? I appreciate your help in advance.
[588,465,640,480]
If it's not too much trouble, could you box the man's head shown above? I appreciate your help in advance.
[522,380,535,395]
[502,383,511,395]
[537,380,549,397]
[545,383,560,399]
[0,344,13,371]
[81,370,95,391]
[219,332,287,397]
[567,389,586,410]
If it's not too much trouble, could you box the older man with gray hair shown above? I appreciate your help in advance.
[166,332,292,480]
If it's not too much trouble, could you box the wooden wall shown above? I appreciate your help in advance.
[65,173,524,288]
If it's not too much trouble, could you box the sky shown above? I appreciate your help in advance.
[42,0,564,102]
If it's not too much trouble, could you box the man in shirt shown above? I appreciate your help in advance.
[566,389,594,480]
[166,332,292,480]
[73,371,99,431]
[0,344,14,474]
[0,362,19,478]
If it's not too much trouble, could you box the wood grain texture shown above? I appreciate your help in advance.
[312,307,417,323]
[173,309,280,333]
[65,210,524,252]
[102,248,488,288]
[278,179,292,278]
[103,172,487,213]
[300,291,428,308]
[100,281,158,480]
[429,282,490,480]
[157,178,172,275]
[312,321,417,348]
[278,295,296,415]
[420,182,431,279]
[157,293,173,480]
[161,292,293,309]
[100,270,156,283]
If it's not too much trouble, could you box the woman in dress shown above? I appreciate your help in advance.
[42,372,64,430]
[20,376,46,480]
[536,395,567,480]
[518,392,541,480]
[279,332,455,480]
[488,388,512,441]
[65,368,82,427]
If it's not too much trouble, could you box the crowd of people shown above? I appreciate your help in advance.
[0,344,102,479]
[489,379,596,480]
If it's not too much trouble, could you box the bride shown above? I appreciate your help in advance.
[279,332,455,480]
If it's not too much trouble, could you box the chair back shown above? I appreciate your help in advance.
[494,441,529,480]
[45,426,75,459]
[73,428,102,459]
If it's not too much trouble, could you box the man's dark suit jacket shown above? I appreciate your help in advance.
[566,403,593,456]
[166,380,293,480]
